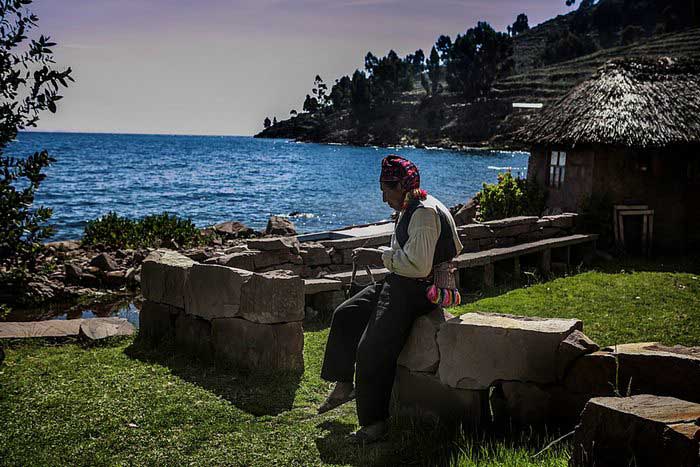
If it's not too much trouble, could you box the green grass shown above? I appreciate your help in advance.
[454,262,700,347]
[1,261,698,465]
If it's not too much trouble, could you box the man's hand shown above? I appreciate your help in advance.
[351,247,384,267]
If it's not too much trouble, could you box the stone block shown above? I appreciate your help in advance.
[246,236,300,253]
[239,270,304,324]
[253,249,303,270]
[299,242,331,266]
[563,351,618,396]
[494,381,589,426]
[304,278,343,295]
[308,290,346,314]
[211,318,304,370]
[220,250,258,270]
[491,222,537,238]
[266,215,296,236]
[174,312,213,358]
[398,308,453,373]
[459,223,494,240]
[570,395,700,467]
[184,263,253,320]
[139,301,179,344]
[319,234,392,251]
[393,365,486,427]
[459,239,480,253]
[141,249,195,308]
[482,216,539,228]
[544,213,577,229]
[556,330,599,380]
[437,312,582,389]
[605,342,700,403]
[256,263,304,276]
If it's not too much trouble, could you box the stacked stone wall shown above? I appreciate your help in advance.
[139,249,304,370]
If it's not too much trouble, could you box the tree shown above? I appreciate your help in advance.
[427,46,441,95]
[350,69,371,124]
[412,49,425,72]
[303,94,319,113]
[272,117,277,125]
[420,73,430,96]
[263,117,271,128]
[289,109,297,116]
[364,52,379,75]
[435,35,452,64]
[512,13,529,36]
[1,0,73,271]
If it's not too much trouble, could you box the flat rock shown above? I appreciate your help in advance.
[247,236,300,253]
[184,263,253,320]
[239,270,304,324]
[45,240,81,251]
[437,312,582,389]
[319,234,392,251]
[570,395,700,467]
[304,278,343,295]
[219,250,258,271]
[398,308,453,373]
[213,220,255,239]
[482,216,539,228]
[253,249,303,270]
[459,223,494,240]
[141,249,195,308]
[79,318,134,341]
[211,318,304,370]
[544,213,577,229]
[0,319,83,339]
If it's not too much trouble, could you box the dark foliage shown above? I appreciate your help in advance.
[0,0,73,271]
[82,212,209,250]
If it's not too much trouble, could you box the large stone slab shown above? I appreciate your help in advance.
[0,319,83,339]
[494,381,590,426]
[437,312,582,389]
[304,278,343,295]
[252,249,303,270]
[239,270,304,324]
[570,395,700,467]
[398,308,453,373]
[544,213,577,229]
[79,318,135,341]
[393,365,487,427]
[141,249,195,308]
[184,263,253,320]
[211,318,304,370]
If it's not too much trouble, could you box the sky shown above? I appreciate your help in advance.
[31,0,572,136]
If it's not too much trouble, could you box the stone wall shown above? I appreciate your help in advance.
[139,249,304,371]
[393,309,700,430]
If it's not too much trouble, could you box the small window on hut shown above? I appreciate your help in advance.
[548,151,566,188]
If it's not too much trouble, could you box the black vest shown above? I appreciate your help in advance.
[395,198,458,267]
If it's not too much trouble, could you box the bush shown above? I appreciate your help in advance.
[576,193,614,248]
[475,172,546,221]
[0,0,73,271]
[82,212,208,250]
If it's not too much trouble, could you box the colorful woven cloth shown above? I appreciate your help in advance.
[379,155,421,191]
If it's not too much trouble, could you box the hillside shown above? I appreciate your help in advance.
[256,1,700,150]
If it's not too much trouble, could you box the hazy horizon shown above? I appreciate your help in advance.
[32,0,572,136]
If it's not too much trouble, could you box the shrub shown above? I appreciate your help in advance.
[0,0,73,271]
[82,212,208,250]
[475,172,546,221]
[576,192,614,248]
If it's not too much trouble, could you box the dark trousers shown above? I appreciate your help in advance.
[320,273,436,426]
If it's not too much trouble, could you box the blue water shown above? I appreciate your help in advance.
[7,132,529,240]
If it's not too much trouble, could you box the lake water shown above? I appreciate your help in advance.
[8,132,529,241]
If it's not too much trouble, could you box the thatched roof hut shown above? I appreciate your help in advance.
[521,57,700,148]
[522,56,700,252]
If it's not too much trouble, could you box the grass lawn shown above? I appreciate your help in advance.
[1,259,698,466]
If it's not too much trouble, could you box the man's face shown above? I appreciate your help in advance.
[380,182,404,211]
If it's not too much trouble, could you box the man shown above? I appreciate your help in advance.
[318,154,463,443]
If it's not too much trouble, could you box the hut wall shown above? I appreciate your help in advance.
[527,145,594,212]
[591,146,691,252]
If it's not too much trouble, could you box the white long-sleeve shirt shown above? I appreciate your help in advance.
[380,195,463,278]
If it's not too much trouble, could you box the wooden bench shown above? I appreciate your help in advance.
[453,233,598,287]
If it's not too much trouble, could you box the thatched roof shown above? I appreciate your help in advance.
[520,57,700,148]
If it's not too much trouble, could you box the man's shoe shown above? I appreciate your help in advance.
[347,420,389,445]
[318,388,355,414]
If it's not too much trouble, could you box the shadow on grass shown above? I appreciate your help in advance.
[314,417,462,466]
[124,338,302,416]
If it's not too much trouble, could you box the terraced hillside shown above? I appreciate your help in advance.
[488,28,700,146]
